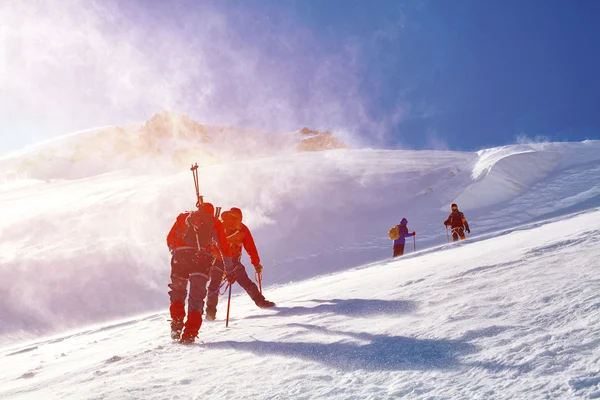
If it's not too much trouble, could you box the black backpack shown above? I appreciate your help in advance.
[182,210,214,248]
[448,211,464,228]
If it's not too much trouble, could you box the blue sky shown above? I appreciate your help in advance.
[2,0,600,154]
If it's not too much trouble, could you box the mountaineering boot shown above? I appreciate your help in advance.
[179,334,195,345]
[170,319,184,341]
[169,301,186,341]
[205,306,217,321]
[179,310,202,344]
[256,299,276,309]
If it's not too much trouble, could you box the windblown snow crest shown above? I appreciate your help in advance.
[453,141,600,210]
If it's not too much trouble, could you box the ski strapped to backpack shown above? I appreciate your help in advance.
[181,163,214,250]
[191,163,202,208]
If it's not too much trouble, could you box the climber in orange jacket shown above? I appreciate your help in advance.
[205,207,275,320]
[166,201,233,344]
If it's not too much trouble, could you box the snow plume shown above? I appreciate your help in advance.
[0,0,379,154]
[0,172,171,341]
[516,134,552,145]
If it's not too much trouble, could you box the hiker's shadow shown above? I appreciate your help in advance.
[244,298,418,320]
[206,323,479,371]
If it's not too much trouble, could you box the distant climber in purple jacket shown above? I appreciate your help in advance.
[392,218,416,257]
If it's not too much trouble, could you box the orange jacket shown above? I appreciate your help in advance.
[213,223,260,266]
[166,211,232,257]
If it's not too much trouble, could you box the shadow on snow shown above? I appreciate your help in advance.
[243,298,418,320]
[207,322,481,372]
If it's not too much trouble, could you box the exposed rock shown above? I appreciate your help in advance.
[300,127,320,135]
[297,129,350,152]
[68,111,210,164]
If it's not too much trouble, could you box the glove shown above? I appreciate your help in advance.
[444,222,448,226]
[254,264,263,274]
[466,228,471,234]
[412,231,416,236]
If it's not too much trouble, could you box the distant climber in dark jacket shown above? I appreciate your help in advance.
[444,203,470,242]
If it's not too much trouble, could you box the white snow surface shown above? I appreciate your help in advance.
[1,124,600,399]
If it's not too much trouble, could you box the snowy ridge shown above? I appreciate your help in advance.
[0,112,351,182]
[1,128,600,343]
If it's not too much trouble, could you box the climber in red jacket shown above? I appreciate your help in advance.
[166,202,233,344]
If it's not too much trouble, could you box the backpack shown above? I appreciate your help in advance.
[448,211,464,228]
[182,210,214,248]
[388,225,400,240]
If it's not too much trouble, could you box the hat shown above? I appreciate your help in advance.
[451,203,458,209]
[230,207,243,220]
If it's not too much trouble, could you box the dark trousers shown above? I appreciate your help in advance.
[206,259,264,312]
[451,227,466,242]
[168,249,212,313]
[206,262,225,312]
[393,244,405,258]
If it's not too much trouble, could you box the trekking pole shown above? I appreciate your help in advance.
[225,283,232,328]
[413,235,416,252]
[446,226,450,243]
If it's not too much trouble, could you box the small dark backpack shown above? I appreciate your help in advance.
[182,210,214,248]
[449,211,463,227]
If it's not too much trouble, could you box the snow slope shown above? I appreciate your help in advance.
[1,209,599,399]
[0,117,599,347]
[456,141,600,211]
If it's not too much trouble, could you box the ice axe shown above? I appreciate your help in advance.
[255,271,263,294]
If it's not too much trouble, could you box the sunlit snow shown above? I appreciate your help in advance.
[1,120,599,399]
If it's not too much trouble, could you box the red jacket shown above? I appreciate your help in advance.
[213,223,260,266]
[166,211,232,257]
